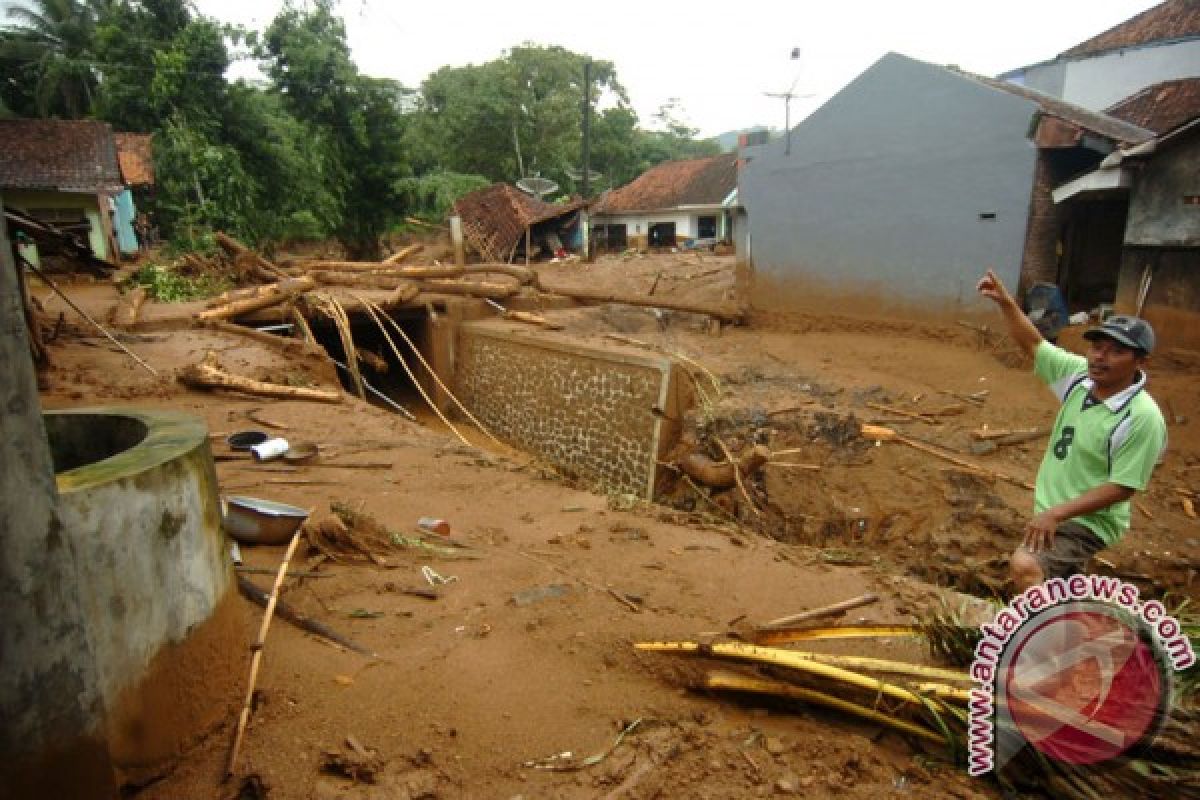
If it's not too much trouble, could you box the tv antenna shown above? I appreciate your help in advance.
[763,47,814,155]
[516,175,559,199]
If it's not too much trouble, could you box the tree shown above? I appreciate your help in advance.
[92,0,192,131]
[409,44,625,192]
[0,0,101,118]
[261,0,409,258]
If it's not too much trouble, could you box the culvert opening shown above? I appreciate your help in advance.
[44,413,149,473]
[309,307,431,411]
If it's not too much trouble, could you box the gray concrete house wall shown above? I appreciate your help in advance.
[740,53,1039,316]
[1125,133,1200,247]
[1006,40,1200,112]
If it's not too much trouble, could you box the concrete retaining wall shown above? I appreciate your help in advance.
[454,322,687,499]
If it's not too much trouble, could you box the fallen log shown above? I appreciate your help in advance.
[310,271,418,292]
[678,444,770,489]
[303,284,421,315]
[214,232,288,282]
[205,277,313,309]
[194,319,323,357]
[197,276,315,321]
[539,282,743,323]
[179,352,341,404]
[382,243,424,264]
[415,278,518,299]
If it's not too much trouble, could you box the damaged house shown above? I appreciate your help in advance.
[1054,117,1200,350]
[590,153,738,253]
[451,183,586,263]
[0,119,136,266]
[737,52,1151,322]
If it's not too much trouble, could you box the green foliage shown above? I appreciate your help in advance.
[1,0,721,255]
[127,262,229,302]
[394,170,490,221]
[409,44,625,192]
[0,0,101,117]
[261,0,409,258]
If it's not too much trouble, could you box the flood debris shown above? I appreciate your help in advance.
[228,531,304,779]
[523,719,642,771]
[320,736,385,784]
[236,575,376,658]
[181,351,342,403]
[639,601,1200,800]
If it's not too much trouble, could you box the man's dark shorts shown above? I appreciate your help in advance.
[1030,520,1106,579]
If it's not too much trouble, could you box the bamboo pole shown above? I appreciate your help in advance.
[760,593,880,628]
[362,297,505,448]
[703,670,945,744]
[354,298,470,445]
[227,531,304,778]
[636,641,947,709]
[24,259,158,376]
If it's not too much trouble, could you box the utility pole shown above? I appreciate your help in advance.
[581,58,593,261]
[581,59,592,199]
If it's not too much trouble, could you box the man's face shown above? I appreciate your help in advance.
[1086,336,1145,392]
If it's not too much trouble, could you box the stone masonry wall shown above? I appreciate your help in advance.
[455,324,673,498]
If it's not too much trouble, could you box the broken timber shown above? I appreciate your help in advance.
[539,282,743,324]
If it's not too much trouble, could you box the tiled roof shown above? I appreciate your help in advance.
[452,183,585,261]
[967,71,1154,144]
[1062,0,1200,58]
[114,132,155,186]
[0,119,122,191]
[1105,78,1200,133]
[592,153,737,214]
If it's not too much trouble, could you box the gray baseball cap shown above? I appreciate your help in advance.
[1083,315,1156,354]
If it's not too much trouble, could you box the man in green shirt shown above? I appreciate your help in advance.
[977,269,1167,592]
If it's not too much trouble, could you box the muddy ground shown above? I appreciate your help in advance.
[30,250,1199,799]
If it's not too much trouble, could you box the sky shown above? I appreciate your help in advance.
[189,1,1157,137]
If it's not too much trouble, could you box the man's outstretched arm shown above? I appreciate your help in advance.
[976,268,1043,358]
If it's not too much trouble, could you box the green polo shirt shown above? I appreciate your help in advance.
[1032,341,1166,546]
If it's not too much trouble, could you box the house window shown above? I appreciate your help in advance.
[697,215,717,239]
[598,224,627,250]
[648,222,676,247]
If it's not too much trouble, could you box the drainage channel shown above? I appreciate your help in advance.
[305,306,692,500]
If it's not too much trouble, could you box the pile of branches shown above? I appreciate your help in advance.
[639,600,1200,799]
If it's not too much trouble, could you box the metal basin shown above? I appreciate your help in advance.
[222,495,310,545]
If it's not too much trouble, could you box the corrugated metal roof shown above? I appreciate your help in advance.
[452,183,585,261]
[114,132,155,187]
[1105,78,1200,133]
[1062,0,1200,59]
[0,119,122,192]
[592,153,738,214]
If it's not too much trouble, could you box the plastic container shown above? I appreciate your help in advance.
[250,437,290,462]
[417,517,450,536]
